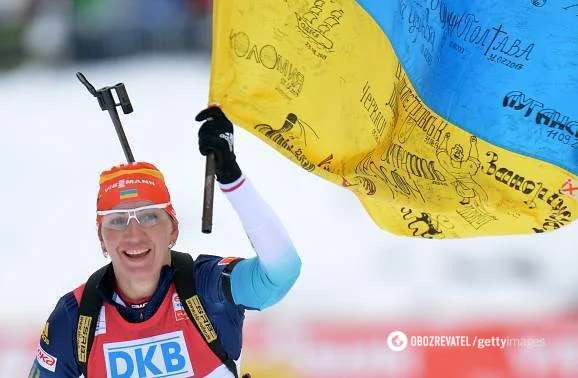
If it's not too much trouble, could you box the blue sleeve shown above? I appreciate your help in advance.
[29,293,80,377]
[218,175,302,311]
[194,255,245,360]
[231,248,301,310]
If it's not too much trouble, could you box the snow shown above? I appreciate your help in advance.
[0,54,577,330]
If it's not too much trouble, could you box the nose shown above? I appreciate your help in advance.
[122,218,146,238]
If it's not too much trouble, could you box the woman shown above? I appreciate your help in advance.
[29,107,301,377]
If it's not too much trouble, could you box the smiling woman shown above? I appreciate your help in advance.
[28,107,302,378]
[95,163,180,304]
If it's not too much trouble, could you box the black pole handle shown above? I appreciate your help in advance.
[202,153,216,233]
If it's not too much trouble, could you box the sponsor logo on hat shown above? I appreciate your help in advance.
[104,179,156,193]
[119,188,138,200]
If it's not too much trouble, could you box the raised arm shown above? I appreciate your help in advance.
[220,175,301,310]
[195,106,301,310]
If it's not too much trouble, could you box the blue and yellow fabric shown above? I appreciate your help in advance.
[208,0,578,238]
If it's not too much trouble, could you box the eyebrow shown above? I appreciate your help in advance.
[96,203,170,215]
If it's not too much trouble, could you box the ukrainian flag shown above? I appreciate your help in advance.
[119,188,138,200]
[208,0,578,238]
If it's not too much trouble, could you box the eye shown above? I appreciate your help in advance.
[104,215,127,228]
[138,211,159,225]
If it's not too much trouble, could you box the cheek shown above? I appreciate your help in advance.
[149,223,173,246]
[161,226,173,244]
[100,230,124,251]
[101,234,118,252]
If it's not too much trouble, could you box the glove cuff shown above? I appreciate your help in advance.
[216,160,242,184]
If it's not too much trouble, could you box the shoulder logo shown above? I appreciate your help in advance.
[41,322,49,345]
[218,257,239,266]
[36,344,57,372]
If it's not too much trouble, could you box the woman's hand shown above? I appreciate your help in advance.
[195,106,242,184]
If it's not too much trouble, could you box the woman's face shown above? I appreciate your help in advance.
[100,201,178,282]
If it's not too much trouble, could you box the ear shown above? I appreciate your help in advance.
[98,227,106,252]
[169,220,179,245]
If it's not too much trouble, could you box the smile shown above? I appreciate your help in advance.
[122,248,151,258]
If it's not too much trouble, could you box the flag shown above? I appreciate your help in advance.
[208,0,578,238]
[119,188,138,200]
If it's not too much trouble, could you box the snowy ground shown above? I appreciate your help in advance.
[0,54,577,331]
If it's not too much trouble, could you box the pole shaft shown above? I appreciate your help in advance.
[108,108,135,163]
[202,153,216,234]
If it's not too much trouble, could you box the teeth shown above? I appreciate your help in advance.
[124,249,149,256]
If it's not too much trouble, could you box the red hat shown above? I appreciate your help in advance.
[96,162,177,225]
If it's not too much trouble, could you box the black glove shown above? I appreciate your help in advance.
[195,106,242,184]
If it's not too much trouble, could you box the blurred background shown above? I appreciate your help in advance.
[1,1,577,377]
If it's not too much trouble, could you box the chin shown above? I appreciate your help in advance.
[114,249,164,278]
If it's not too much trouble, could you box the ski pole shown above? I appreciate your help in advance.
[202,152,216,234]
[76,72,135,163]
